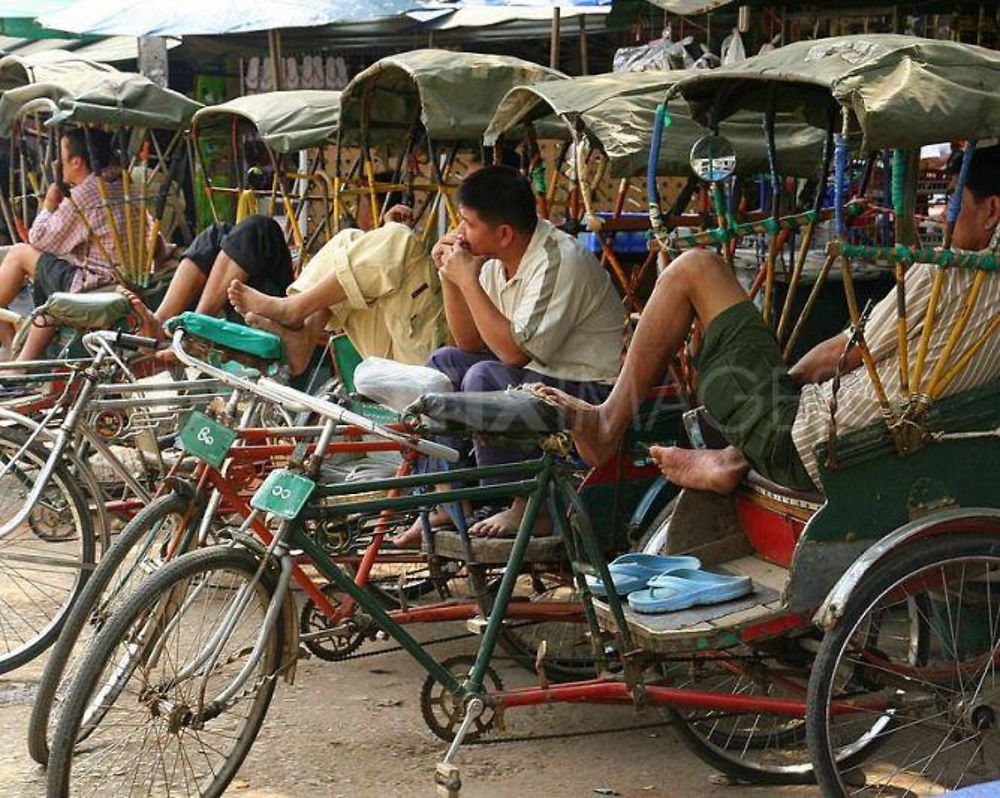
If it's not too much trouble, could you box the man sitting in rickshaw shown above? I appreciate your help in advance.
[0,128,139,361]
[540,144,1000,494]
[392,165,625,544]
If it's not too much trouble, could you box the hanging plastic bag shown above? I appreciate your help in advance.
[720,28,747,65]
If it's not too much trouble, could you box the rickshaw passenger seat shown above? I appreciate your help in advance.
[164,312,283,361]
[744,470,824,506]
[43,292,131,330]
[408,390,567,434]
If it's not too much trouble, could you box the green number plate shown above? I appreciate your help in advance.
[178,412,236,468]
[251,469,316,520]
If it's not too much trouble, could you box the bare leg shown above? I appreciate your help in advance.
[536,249,748,466]
[0,244,40,309]
[229,271,346,329]
[153,259,208,325]
[17,321,56,362]
[196,251,249,317]
[649,445,749,495]
[244,308,329,375]
[389,503,470,549]
[118,288,161,340]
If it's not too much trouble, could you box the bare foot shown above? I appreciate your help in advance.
[388,506,455,549]
[228,281,301,327]
[244,312,315,375]
[469,497,551,539]
[118,287,162,341]
[531,384,619,467]
[649,445,749,495]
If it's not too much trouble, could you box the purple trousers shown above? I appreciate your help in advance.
[426,347,612,479]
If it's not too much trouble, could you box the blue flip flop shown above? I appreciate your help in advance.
[586,553,701,598]
[627,568,753,614]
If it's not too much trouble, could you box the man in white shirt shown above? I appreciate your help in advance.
[419,165,625,539]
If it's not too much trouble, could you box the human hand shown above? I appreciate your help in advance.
[383,203,414,227]
[431,230,459,270]
[439,241,486,290]
[43,182,63,213]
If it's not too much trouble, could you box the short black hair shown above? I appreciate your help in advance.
[61,127,113,173]
[965,144,999,202]
[456,165,536,235]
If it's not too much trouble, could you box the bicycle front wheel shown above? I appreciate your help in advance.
[47,545,285,798]
[0,426,95,674]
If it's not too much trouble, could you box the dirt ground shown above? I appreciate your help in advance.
[0,619,822,798]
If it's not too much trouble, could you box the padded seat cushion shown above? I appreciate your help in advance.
[408,390,567,434]
[745,470,824,506]
[164,312,283,361]
[44,291,130,329]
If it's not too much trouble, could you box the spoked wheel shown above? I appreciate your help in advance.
[475,567,602,683]
[420,654,502,742]
[0,427,94,674]
[807,534,1000,797]
[28,492,205,765]
[47,545,285,798]
[663,650,817,784]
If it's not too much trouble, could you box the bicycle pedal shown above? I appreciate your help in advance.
[435,762,461,797]
[465,616,488,635]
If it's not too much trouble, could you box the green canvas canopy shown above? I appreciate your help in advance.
[0,49,117,92]
[192,91,341,153]
[485,70,826,178]
[339,49,564,146]
[671,35,1000,150]
[0,68,201,135]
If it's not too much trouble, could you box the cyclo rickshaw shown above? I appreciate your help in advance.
[42,34,1000,798]
[483,68,827,313]
[335,49,562,240]
[0,61,223,679]
[190,89,342,270]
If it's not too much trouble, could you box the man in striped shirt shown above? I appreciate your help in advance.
[0,128,134,361]
[540,144,1000,494]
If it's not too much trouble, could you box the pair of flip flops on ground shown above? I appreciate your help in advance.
[586,553,752,614]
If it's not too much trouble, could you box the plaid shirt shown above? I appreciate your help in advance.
[29,168,149,292]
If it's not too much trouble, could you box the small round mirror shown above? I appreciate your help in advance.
[689,134,737,182]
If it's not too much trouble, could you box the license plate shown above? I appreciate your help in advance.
[251,469,316,520]
[178,411,236,468]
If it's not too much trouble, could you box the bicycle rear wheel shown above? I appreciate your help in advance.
[0,426,94,674]
[47,545,285,798]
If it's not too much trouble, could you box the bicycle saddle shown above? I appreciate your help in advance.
[408,390,568,434]
[44,292,131,329]
[164,312,283,361]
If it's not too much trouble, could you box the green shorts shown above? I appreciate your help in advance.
[694,301,814,491]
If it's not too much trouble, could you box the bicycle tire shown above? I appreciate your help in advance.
[48,545,284,798]
[0,426,95,674]
[28,492,196,765]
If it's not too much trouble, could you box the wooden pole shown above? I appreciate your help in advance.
[268,29,283,91]
[579,14,589,76]
[550,7,561,71]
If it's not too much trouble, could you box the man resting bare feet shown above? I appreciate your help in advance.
[649,445,749,495]
[243,312,322,376]
[228,281,310,329]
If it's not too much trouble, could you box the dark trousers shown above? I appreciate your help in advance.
[427,346,611,481]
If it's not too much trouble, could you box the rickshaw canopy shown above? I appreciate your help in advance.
[0,68,202,135]
[0,50,117,92]
[671,34,1000,150]
[485,70,826,178]
[339,49,564,146]
[192,91,341,154]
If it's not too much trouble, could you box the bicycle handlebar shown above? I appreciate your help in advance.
[170,328,460,463]
[82,329,159,355]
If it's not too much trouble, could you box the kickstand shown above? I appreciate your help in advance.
[434,697,484,798]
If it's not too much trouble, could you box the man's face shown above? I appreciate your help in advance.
[457,205,510,258]
[59,137,89,186]
[952,187,1000,251]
